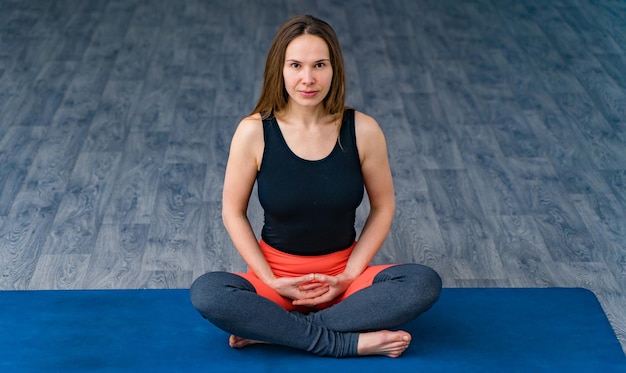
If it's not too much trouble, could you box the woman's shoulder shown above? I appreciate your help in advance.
[352,110,387,161]
[235,113,264,136]
[352,110,383,137]
[231,113,265,149]
[239,113,264,128]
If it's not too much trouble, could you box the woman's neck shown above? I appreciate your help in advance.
[278,101,332,127]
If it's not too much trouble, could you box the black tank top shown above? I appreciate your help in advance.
[257,109,364,255]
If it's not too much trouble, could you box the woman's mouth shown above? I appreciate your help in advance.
[299,90,318,98]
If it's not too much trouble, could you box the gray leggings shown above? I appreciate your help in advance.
[189,264,442,358]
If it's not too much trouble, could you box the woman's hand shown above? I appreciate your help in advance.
[267,274,330,303]
[291,273,355,307]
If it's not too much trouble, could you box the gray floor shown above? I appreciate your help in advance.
[0,0,625,354]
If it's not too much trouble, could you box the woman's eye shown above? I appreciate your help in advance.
[291,63,300,68]
[315,62,325,68]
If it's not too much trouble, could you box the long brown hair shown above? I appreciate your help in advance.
[251,15,346,121]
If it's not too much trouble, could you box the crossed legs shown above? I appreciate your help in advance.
[190,264,441,358]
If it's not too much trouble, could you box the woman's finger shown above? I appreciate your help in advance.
[311,273,335,285]
[298,281,325,290]
[298,284,329,298]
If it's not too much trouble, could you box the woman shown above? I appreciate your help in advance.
[190,14,441,358]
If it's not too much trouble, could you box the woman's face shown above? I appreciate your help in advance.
[283,34,333,110]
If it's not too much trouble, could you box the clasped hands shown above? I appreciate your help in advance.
[268,272,354,307]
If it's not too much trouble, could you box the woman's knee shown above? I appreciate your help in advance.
[190,272,218,313]
[414,264,443,304]
[383,263,442,305]
[189,272,252,315]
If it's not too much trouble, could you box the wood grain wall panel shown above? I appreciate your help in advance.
[83,80,143,152]
[0,126,46,215]
[102,131,168,225]
[138,269,193,289]
[527,111,614,195]
[22,121,87,200]
[165,85,215,164]
[553,93,626,170]
[82,223,148,289]
[128,64,182,134]
[603,170,626,206]
[572,193,626,288]
[402,93,463,170]
[0,191,59,289]
[14,61,75,127]
[141,163,205,273]
[381,195,450,281]
[194,201,246,278]
[40,151,121,255]
[459,127,525,217]
[487,214,559,287]
[424,170,506,281]
[28,253,90,290]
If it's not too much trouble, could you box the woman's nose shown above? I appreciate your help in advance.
[301,68,315,83]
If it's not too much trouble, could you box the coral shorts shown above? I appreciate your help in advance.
[236,240,394,312]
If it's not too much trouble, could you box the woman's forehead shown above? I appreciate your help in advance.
[285,34,330,61]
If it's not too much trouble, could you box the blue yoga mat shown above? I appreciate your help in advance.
[0,288,624,372]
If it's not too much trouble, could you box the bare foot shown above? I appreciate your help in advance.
[229,335,268,349]
[357,330,411,358]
